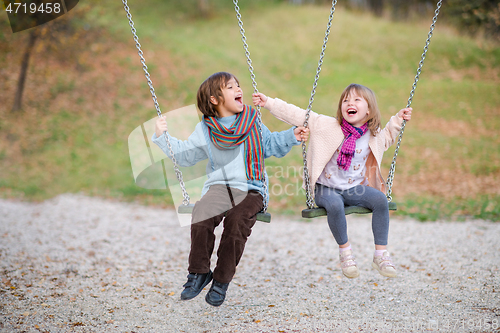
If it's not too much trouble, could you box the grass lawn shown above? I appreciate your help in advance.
[0,2,499,221]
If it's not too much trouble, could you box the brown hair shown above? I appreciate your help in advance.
[336,83,381,135]
[196,72,239,117]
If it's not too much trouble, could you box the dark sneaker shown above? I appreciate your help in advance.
[205,279,229,307]
[180,271,213,300]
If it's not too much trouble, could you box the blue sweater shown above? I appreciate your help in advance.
[152,114,300,199]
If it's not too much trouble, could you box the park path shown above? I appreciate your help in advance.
[1,194,499,332]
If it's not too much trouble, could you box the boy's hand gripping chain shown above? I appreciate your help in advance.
[122,0,190,206]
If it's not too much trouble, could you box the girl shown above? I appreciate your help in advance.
[253,84,411,278]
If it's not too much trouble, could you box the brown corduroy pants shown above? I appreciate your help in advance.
[188,185,264,284]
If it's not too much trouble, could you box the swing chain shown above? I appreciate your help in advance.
[233,0,269,212]
[302,0,337,209]
[121,0,190,206]
[385,0,442,202]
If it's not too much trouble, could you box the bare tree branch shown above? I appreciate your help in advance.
[12,29,39,112]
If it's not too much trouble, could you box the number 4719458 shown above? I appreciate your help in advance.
[4,2,62,14]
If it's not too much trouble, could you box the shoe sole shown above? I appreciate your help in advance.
[342,270,360,278]
[372,262,397,278]
[205,294,225,307]
[180,272,213,300]
[205,283,228,306]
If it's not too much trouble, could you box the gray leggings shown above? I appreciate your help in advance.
[314,184,389,246]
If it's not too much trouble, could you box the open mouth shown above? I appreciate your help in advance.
[347,108,357,115]
[235,96,243,105]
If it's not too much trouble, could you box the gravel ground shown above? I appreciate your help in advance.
[1,194,499,333]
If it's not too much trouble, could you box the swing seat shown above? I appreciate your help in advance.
[302,201,397,218]
[177,204,271,223]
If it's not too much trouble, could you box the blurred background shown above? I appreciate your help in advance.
[0,0,499,221]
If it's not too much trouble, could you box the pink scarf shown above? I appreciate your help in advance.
[337,119,368,171]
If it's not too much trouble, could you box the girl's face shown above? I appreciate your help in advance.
[341,90,370,127]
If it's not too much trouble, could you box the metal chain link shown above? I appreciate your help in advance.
[122,0,190,206]
[385,0,442,202]
[302,0,337,209]
[233,0,269,212]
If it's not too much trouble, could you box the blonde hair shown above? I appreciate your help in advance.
[336,83,381,135]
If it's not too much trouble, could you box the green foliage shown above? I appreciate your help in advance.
[0,15,10,41]
[445,0,500,42]
[397,195,500,222]
[21,184,45,197]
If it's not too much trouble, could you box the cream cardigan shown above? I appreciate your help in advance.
[264,97,404,197]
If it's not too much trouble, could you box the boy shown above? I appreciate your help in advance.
[152,72,308,306]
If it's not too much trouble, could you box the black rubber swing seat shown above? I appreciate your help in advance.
[177,204,272,223]
[302,201,397,218]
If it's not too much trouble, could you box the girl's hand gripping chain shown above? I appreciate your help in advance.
[398,107,412,121]
[252,93,268,108]
[253,92,309,142]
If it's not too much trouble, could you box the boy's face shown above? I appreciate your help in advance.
[210,77,244,117]
[341,90,370,128]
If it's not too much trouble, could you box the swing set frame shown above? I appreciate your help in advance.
[121,0,443,223]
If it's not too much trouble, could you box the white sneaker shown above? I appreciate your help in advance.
[372,251,397,278]
[339,249,360,278]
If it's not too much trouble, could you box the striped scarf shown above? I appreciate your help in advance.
[337,119,368,171]
[204,105,264,180]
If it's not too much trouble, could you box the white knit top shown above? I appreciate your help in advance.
[264,97,404,198]
[317,130,371,190]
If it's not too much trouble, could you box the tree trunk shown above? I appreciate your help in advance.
[12,29,38,112]
[368,0,385,17]
[389,0,410,20]
[198,0,209,18]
